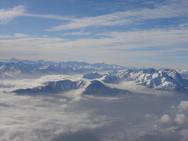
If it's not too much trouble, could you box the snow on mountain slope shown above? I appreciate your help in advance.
[0,64,22,79]
[13,79,86,95]
[103,68,188,91]
[179,70,188,79]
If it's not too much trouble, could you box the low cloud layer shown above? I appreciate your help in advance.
[1,75,188,141]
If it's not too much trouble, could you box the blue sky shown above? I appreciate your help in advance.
[0,0,188,69]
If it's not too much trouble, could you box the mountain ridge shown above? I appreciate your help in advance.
[1,59,188,92]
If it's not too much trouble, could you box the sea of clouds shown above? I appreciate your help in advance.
[0,75,188,141]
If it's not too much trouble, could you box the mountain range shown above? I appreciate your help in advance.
[0,59,123,79]
[102,68,188,91]
[1,59,188,93]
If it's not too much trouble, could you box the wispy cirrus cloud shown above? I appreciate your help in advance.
[47,11,133,31]
[0,5,73,24]
[1,0,187,30]
[2,28,188,50]
[22,13,73,21]
[0,5,25,23]
[47,1,188,31]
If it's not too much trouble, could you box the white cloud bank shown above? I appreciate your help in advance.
[159,100,188,127]
[174,114,188,125]
[0,27,188,68]
[160,114,172,124]
[178,101,188,112]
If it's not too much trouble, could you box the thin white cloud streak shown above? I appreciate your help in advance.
[0,5,25,23]
[100,28,188,48]
[48,1,188,31]
[47,11,133,31]
[0,5,73,24]
[13,33,29,38]
[1,28,188,50]
[62,31,91,36]
[23,13,73,21]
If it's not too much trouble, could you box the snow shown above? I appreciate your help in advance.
[102,68,188,91]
